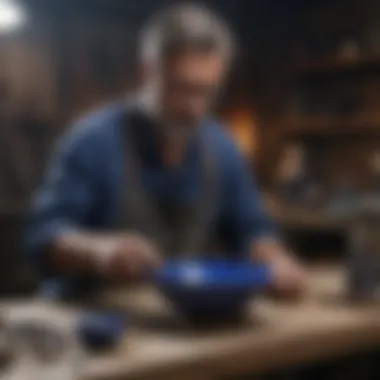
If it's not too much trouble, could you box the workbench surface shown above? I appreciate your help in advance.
[2,266,380,380]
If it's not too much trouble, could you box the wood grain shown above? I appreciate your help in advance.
[2,267,380,380]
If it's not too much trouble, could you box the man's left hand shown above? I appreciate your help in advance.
[268,253,308,298]
[251,238,308,298]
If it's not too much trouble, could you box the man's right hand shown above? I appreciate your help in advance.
[52,232,162,281]
[91,233,163,280]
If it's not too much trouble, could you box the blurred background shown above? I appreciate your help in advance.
[2,0,380,293]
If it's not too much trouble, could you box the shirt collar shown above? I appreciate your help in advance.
[125,98,206,167]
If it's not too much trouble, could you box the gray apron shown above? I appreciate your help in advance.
[118,111,219,258]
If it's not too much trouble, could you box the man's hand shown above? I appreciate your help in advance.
[251,238,308,298]
[268,253,308,298]
[92,233,162,280]
[52,231,162,280]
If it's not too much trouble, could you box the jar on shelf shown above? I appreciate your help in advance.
[347,198,380,301]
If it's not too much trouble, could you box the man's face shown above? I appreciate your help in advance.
[152,51,226,140]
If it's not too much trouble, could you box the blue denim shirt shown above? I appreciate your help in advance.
[24,103,277,296]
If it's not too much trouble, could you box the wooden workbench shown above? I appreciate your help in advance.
[2,266,380,380]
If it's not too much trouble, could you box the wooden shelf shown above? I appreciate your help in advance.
[274,211,344,231]
[283,116,380,138]
[267,199,345,231]
[295,54,380,77]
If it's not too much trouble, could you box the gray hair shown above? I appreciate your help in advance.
[140,3,235,66]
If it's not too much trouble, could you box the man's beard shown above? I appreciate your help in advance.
[159,120,199,144]
[132,89,201,143]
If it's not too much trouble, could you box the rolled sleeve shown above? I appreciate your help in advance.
[24,126,99,273]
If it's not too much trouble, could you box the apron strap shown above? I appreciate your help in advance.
[119,109,219,257]
[179,130,219,256]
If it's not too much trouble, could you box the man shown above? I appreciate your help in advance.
[25,4,307,297]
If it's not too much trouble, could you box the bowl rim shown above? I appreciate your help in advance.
[154,259,272,290]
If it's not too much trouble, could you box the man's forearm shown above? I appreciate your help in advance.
[49,231,104,274]
[250,236,289,263]
[48,230,161,279]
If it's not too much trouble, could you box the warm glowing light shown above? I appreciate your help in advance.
[224,108,257,157]
[0,0,26,33]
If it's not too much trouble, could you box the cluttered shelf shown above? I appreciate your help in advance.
[294,54,380,77]
[281,116,380,138]
[266,197,346,232]
[270,207,344,231]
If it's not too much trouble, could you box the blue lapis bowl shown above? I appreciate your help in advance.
[77,313,126,350]
[154,259,273,323]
